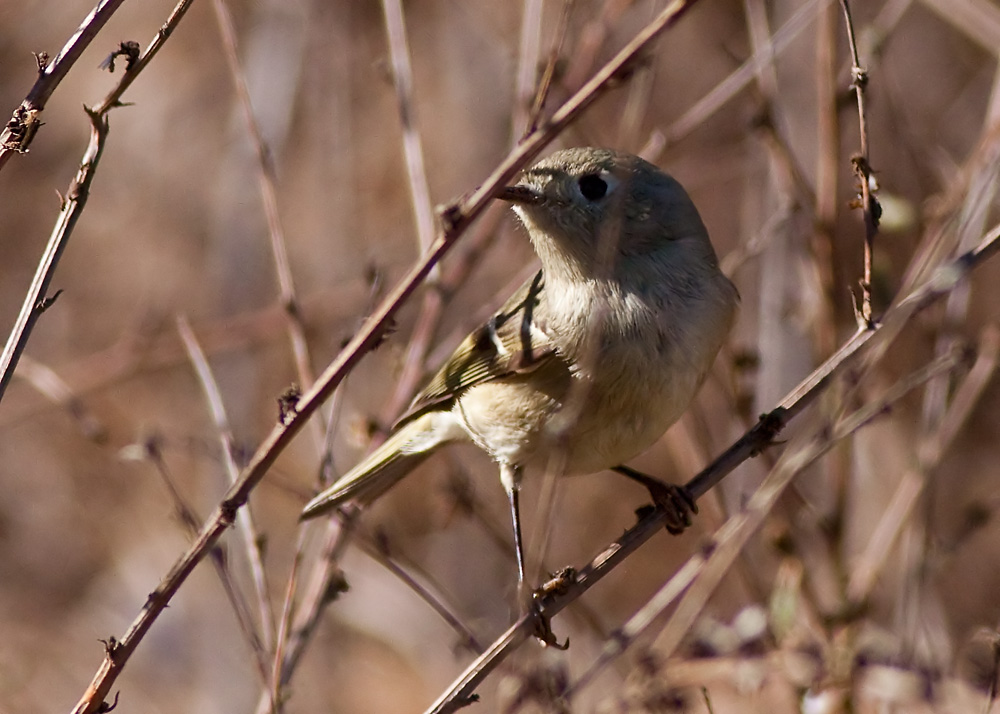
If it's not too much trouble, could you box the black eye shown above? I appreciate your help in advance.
[578,173,608,201]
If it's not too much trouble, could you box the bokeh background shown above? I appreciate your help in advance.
[2,0,1000,712]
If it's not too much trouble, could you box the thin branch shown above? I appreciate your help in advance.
[382,0,436,257]
[177,317,276,654]
[0,110,107,402]
[379,204,507,424]
[0,0,201,403]
[13,355,107,442]
[377,0,448,423]
[211,0,316,391]
[0,0,127,169]
[663,0,829,147]
[356,531,484,653]
[133,436,271,686]
[92,0,200,116]
[846,325,999,603]
[840,0,880,327]
[70,5,710,709]
[421,223,1000,714]
[513,0,544,139]
[524,0,574,138]
[251,514,357,714]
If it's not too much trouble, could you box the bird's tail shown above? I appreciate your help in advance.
[300,412,456,520]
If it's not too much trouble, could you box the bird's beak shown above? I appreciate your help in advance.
[497,184,544,205]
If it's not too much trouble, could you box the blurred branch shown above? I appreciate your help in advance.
[513,0,544,138]
[422,222,1000,714]
[378,0,445,422]
[13,354,107,442]
[252,513,357,714]
[357,530,484,654]
[0,0,200,403]
[70,3,710,711]
[178,317,276,656]
[212,0,316,392]
[846,325,999,603]
[382,0,436,258]
[568,346,968,698]
[127,434,272,686]
[917,0,1000,55]
[524,0,574,138]
[664,0,829,147]
[0,0,126,169]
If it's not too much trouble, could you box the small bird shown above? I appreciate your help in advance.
[301,147,738,599]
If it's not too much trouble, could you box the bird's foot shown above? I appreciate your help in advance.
[614,466,698,535]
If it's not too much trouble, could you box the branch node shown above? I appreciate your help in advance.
[437,202,464,234]
[277,384,302,425]
[33,51,50,74]
[95,691,120,713]
[3,106,43,153]
[35,289,63,313]
[99,636,120,660]
[851,64,868,89]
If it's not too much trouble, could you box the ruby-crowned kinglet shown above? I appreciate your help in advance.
[301,147,738,591]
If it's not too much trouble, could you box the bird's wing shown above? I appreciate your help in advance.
[397,270,559,425]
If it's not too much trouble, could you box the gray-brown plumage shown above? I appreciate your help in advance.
[301,147,738,587]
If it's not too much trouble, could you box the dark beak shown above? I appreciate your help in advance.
[497,185,544,205]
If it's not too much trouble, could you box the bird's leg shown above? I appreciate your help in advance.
[613,465,698,534]
[501,464,530,604]
[501,463,567,649]
[507,482,528,588]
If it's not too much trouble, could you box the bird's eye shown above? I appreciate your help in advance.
[577,173,608,201]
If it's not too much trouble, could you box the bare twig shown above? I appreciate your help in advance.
[13,355,107,441]
[251,514,356,714]
[421,223,1000,714]
[839,0,879,327]
[813,0,840,351]
[377,0,447,423]
[177,317,276,655]
[0,110,107,402]
[844,326,998,608]
[513,0,544,139]
[92,0,200,116]
[357,531,484,653]
[524,0,575,138]
[0,0,127,169]
[211,0,316,392]
[0,0,201,403]
[132,436,271,685]
[379,204,507,424]
[382,0,436,258]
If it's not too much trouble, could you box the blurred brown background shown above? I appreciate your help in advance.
[2,0,1000,712]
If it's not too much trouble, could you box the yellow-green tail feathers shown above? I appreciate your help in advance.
[300,412,453,520]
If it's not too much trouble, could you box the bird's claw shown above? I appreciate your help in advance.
[650,482,698,534]
[530,599,569,650]
[615,466,698,534]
